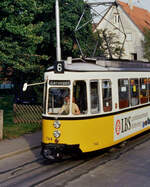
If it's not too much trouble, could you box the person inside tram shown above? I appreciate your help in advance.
[59,96,80,115]
[131,84,139,106]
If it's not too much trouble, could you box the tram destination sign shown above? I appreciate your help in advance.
[49,80,71,86]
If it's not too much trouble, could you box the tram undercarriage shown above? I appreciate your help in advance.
[41,143,81,160]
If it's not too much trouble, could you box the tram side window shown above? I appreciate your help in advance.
[140,78,148,104]
[118,79,129,109]
[130,79,139,106]
[90,81,100,114]
[73,81,87,114]
[102,80,112,112]
[148,78,150,102]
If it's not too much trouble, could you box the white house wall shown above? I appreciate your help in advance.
[96,5,146,61]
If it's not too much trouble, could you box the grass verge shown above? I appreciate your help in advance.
[0,95,41,139]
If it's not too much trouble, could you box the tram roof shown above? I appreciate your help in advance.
[47,58,150,72]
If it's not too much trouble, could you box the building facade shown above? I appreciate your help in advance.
[95,0,150,61]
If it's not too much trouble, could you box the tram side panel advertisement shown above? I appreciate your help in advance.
[114,107,150,141]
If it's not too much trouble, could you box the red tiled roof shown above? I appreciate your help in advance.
[118,0,150,32]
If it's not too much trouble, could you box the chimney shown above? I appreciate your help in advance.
[128,0,133,10]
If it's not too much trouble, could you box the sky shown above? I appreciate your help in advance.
[85,0,150,23]
[86,0,150,12]
[120,0,150,11]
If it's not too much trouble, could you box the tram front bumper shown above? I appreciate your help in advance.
[41,143,81,160]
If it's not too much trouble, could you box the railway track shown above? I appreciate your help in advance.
[34,130,150,187]
[0,130,150,187]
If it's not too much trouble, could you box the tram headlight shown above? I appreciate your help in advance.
[53,130,61,138]
[54,120,61,129]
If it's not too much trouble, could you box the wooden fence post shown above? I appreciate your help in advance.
[0,110,3,140]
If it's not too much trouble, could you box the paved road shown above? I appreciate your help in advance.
[1,132,150,187]
[66,139,150,187]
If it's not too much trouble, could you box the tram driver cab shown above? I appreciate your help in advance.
[47,80,87,116]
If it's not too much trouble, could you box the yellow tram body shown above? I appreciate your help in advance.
[42,116,114,153]
[42,110,150,154]
[41,59,150,159]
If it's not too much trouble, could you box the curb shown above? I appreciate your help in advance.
[0,145,41,161]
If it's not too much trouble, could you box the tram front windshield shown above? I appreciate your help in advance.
[48,87,70,115]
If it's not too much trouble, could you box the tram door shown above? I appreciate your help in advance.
[73,81,87,114]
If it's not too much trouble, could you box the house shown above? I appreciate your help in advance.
[95,0,150,61]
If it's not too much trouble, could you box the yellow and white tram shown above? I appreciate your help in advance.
[23,0,150,160]
[41,58,150,159]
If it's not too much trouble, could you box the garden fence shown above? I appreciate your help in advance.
[13,104,43,124]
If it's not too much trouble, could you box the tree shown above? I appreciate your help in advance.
[97,29,124,59]
[0,0,47,73]
[0,0,93,77]
[143,29,150,62]
[0,0,94,102]
[0,0,50,99]
[37,0,94,60]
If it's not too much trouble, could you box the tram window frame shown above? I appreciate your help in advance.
[102,79,112,112]
[140,78,148,104]
[148,78,150,102]
[130,78,139,106]
[118,79,129,109]
[73,80,87,115]
[90,80,100,114]
[48,87,70,115]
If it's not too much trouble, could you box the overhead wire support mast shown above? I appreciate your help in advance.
[86,1,118,6]
[89,2,126,59]
[56,0,61,61]
[75,0,126,59]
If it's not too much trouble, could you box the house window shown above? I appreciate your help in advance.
[126,33,132,41]
[0,83,14,89]
[114,14,120,24]
[131,53,137,60]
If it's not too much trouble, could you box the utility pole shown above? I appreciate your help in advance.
[55,0,61,61]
